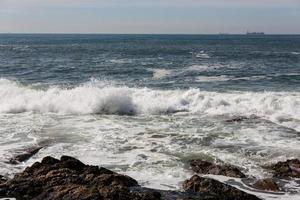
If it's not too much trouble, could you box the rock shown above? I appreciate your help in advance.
[225,116,250,123]
[8,139,54,165]
[190,160,246,178]
[0,175,6,185]
[252,178,279,191]
[0,155,161,200]
[8,146,43,164]
[183,175,260,200]
[1,155,261,200]
[270,159,300,178]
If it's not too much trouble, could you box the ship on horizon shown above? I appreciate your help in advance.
[246,31,265,35]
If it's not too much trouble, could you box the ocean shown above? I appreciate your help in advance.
[0,34,299,199]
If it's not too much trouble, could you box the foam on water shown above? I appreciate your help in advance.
[151,69,172,79]
[0,78,299,131]
[196,75,231,82]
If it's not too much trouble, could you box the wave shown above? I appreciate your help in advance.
[0,78,299,130]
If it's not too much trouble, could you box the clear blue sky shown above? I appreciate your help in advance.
[0,0,299,34]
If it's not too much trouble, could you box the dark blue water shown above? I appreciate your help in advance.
[0,34,299,91]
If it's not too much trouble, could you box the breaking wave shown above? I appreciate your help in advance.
[0,78,299,130]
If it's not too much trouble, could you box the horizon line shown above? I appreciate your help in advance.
[0,32,300,35]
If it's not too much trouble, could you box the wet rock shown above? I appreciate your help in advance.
[252,178,279,191]
[0,175,7,185]
[8,139,54,165]
[190,160,246,178]
[183,175,260,200]
[0,155,162,200]
[8,146,43,164]
[0,155,262,200]
[225,115,258,123]
[270,159,300,178]
[225,116,250,123]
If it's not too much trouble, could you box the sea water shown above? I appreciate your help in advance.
[0,34,299,199]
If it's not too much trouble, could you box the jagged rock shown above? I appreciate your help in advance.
[0,155,159,200]
[252,178,279,191]
[0,155,261,200]
[8,146,43,164]
[270,159,300,178]
[183,175,260,200]
[190,160,246,178]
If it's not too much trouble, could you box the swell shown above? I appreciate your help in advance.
[0,78,299,130]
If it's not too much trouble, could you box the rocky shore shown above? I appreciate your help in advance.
[0,154,299,200]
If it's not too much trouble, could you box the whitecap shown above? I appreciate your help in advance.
[151,69,172,79]
[0,79,299,131]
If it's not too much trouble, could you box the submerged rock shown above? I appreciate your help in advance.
[252,178,279,191]
[8,139,54,165]
[8,145,43,164]
[190,160,246,178]
[183,175,260,200]
[270,159,300,178]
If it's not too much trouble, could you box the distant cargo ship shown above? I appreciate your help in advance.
[246,31,265,35]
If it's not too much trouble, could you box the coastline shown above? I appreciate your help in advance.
[0,151,299,200]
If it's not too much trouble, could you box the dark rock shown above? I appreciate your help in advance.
[41,156,60,165]
[190,160,246,178]
[0,155,260,200]
[270,159,300,178]
[225,116,250,123]
[9,146,43,164]
[0,175,6,184]
[252,178,279,191]
[225,115,259,123]
[0,155,155,200]
[183,175,260,200]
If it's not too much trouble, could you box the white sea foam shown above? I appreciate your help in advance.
[151,69,172,79]
[194,51,210,59]
[109,58,133,64]
[195,75,231,82]
[0,79,299,131]
[291,52,300,55]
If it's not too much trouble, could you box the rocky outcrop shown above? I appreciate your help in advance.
[0,155,262,200]
[270,159,300,178]
[0,155,160,200]
[252,178,279,191]
[183,175,260,200]
[190,160,246,178]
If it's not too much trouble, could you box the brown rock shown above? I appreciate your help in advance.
[183,175,260,200]
[271,159,300,178]
[252,178,279,191]
[0,155,162,200]
[190,160,246,178]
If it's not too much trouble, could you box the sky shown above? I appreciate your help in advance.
[0,0,300,34]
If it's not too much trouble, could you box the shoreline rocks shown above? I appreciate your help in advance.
[269,159,300,178]
[183,175,260,200]
[190,159,246,178]
[252,178,279,192]
[0,155,261,200]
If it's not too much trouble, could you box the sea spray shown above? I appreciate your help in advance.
[0,79,299,131]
